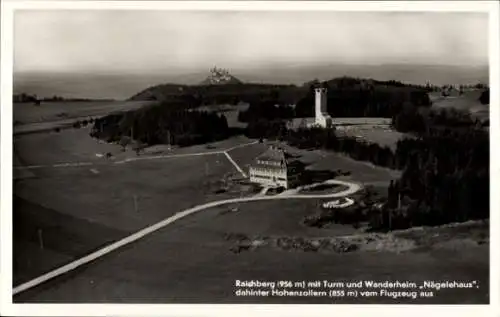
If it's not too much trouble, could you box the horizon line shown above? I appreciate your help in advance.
[13,62,490,75]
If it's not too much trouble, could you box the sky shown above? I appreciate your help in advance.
[14,10,488,74]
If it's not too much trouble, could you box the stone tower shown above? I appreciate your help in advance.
[314,87,332,128]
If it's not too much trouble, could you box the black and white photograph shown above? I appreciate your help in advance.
[1,0,499,315]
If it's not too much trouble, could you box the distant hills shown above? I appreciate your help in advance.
[128,74,439,123]
[128,82,303,105]
[14,63,488,100]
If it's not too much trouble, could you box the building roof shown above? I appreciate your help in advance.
[257,146,287,163]
[250,146,287,169]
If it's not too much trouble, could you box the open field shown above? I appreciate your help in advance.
[142,135,256,157]
[14,154,238,233]
[14,129,248,284]
[14,202,489,303]
[428,90,489,122]
[308,151,400,184]
[13,128,389,291]
[225,141,269,171]
[299,183,345,195]
[14,100,151,125]
[12,122,485,303]
[332,118,410,151]
[185,199,363,239]
[13,154,242,285]
[335,128,409,150]
[13,100,152,136]
[195,103,249,128]
[289,117,410,150]
[13,128,256,171]
[14,127,120,167]
[13,195,127,286]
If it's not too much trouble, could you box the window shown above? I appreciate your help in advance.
[254,175,270,180]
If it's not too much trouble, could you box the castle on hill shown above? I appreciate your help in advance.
[200,66,242,85]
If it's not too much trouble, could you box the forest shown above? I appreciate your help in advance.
[243,103,489,231]
[237,77,431,121]
[130,76,431,120]
[295,77,432,118]
[90,101,231,147]
[237,101,295,122]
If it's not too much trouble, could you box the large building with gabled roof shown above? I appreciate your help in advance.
[248,145,304,189]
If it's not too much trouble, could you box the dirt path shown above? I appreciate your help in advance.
[13,177,361,295]
[13,142,361,295]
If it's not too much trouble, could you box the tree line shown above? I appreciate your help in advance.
[237,100,295,122]
[13,93,39,103]
[236,77,432,122]
[13,93,114,104]
[295,78,432,118]
[392,94,489,134]
[479,88,490,105]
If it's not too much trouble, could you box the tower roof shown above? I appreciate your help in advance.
[311,81,328,89]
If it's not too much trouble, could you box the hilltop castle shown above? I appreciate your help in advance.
[209,66,231,83]
[201,66,242,85]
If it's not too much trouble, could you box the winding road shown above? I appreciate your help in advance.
[13,140,362,296]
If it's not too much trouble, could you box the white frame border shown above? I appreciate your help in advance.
[1,1,498,316]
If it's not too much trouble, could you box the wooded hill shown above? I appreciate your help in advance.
[91,101,232,147]
[128,83,304,106]
[130,76,432,119]
[104,77,435,148]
